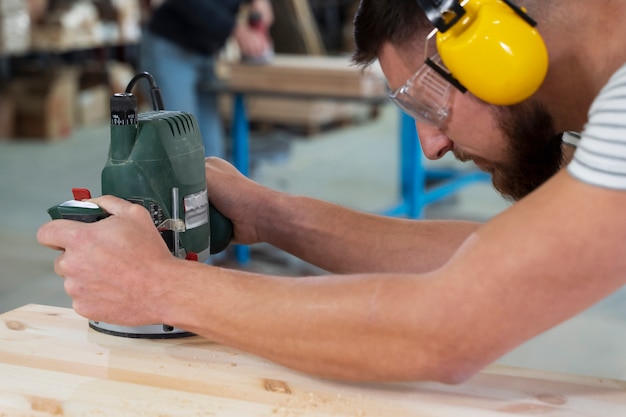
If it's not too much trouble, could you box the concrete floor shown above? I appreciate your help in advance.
[1,103,625,382]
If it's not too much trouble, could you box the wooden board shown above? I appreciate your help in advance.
[225,54,388,98]
[269,0,326,55]
[219,94,375,133]
[1,304,626,416]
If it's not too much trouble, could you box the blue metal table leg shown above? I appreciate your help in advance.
[382,109,490,219]
[232,93,250,265]
[400,111,425,219]
[381,110,424,218]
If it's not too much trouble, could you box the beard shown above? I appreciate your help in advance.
[476,101,564,202]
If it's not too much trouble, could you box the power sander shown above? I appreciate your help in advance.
[47,72,233,338]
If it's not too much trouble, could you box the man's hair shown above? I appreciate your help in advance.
[351,0,431,68]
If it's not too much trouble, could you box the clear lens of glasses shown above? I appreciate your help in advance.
[388,54,454,127]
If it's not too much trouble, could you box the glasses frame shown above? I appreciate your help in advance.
[388,29,467,127]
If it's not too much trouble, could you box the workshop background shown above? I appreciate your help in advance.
[1,0,625,382]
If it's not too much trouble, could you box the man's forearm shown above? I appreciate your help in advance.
[164,172,626,384]
[162,261,481,383]
[256,193,480,274]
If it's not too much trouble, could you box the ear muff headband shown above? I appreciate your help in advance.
[416,0,466,32]
[416,0,548,105]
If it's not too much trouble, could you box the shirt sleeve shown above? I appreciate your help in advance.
[567,63,626,189]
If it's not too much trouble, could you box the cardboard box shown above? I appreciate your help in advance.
[75,84,109,127]
[12,68,78,140]
[111,0,141,43]
[0,92,15,138]
[27,0,49,24]
[0,5,30,54]
[0,0,24,14]
[30,1,101,51]
[107,61,135,96]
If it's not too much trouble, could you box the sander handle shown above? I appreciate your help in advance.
[209,204,233,254]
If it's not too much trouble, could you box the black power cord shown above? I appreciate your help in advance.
[125,71,165,111]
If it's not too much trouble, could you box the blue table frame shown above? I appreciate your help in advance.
[382,111,491,219]
[229,93,490,264]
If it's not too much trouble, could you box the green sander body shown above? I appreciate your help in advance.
[48,72,233,338]
[106,108,213,262]
[105,72,232,260]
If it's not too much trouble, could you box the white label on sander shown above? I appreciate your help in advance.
[184,189,209,229]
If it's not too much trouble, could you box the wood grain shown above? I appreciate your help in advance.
[1,304,625,416]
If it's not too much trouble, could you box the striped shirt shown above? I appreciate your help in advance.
[568,63,626,189]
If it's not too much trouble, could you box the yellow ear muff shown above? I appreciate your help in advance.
[435,0,548,105]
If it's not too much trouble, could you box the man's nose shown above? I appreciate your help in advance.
[416,123,453,160]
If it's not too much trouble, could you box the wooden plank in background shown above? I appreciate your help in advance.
[269,0,326,55]
[220,94,375,134]
[226,54,387,98]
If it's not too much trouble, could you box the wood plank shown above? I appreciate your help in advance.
[1,304,626,416]
[219,95,374,131]
[226,54,387,98]
[269,0,326,55]
[291,0,326,55]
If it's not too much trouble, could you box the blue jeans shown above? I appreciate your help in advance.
[139,30,225,158]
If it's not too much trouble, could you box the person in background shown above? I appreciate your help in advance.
[139,0,273,158]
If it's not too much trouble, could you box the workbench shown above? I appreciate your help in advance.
[2,304,625,416]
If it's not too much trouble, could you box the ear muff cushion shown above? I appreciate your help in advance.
[436,0,548,105]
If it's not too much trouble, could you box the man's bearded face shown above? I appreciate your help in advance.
[470,101,564,201]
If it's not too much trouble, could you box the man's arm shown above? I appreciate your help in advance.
[205,157,480,273]
[162,169,626,383]
[40,168,626,383]
[256,193,481,273]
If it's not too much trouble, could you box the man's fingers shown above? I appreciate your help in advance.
[38,195,134,251]
[37,219,82,251]
[89,195,134,216]
[54,252,67,278]
[205,156,233,170]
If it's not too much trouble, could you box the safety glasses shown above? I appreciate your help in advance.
[388,32,467,128]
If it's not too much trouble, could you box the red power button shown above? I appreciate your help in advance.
[72,188,92,200]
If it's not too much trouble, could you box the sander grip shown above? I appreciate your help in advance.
[209,204,233,254]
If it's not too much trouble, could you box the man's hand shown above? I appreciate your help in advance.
[233,0,273,59]
[36,195,179,326]
[233,26,272,59]
[250,0,273,27]
[205,157,279,245]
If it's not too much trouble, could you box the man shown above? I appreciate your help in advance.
[37,0,626,384]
